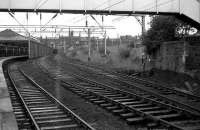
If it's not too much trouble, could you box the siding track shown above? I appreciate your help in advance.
[6,62,95,130]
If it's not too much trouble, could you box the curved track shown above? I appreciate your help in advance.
[6,62,95,130]
[56,57,200,114]
[34,58,200,130]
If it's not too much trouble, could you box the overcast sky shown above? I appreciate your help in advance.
[0,12,150,38]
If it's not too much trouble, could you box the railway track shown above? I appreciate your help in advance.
[63,56,200,99]
[48,58,200,114]
[34,60,200,130]
[6,62,95,130]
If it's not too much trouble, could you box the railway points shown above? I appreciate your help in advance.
[22,55,200,130]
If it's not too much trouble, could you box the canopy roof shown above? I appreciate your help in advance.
[0,29,27,41]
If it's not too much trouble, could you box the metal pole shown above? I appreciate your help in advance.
[5,47,7,57]
[97,38,99,51]
[18,48,21,56]
[88,28,91,61]
[142,16,146,35]
[156,0,158,14]
[64,40,66,53]
[69,27,71,45]
[40,13,42,41]
[28,33,31,58]
[179,0,181,14]
[13,48,14,56]
[104,31,107,55]
[199,0,200,22]
[119,35,121,48]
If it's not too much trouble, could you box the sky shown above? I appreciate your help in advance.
[0,12,150,38]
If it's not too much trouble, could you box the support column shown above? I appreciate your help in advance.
[88,28,91,61]
[199,0,200,23]
[5,47,7,57]
[179,0,182,14]
[64,40,66,53]
[142,16,146,36]
[96,38,99,52]
[69,27,71,45]
[28,33,31,58]
[104,31,107,55]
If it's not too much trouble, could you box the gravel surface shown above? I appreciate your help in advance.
[138,69,200,96]
[20,59,139,130]
[41,54,200,112]
[20,54,200,129]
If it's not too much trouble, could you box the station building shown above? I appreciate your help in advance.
[0,29,53,58]
[0,29,29,57]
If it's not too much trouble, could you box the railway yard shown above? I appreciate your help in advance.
[1,54,200,130]
[0,1,200,129]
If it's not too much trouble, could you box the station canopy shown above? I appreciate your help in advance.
[0,29,28,47]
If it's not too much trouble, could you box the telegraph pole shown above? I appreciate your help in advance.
[141,16,146,36]
[96,38,99,51]
[104,31,107,55]
[88,28,91,61]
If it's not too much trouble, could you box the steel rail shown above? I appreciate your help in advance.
[35,59,200,130]
[20,69,96,130]
[64,60,200,114]
[8,66,40,130]
[61,76,186,130]
[70,59,200,100]
[61,68,199,116]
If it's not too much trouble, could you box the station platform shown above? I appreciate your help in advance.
[0,57,18,130]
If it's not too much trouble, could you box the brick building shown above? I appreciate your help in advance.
[152,36,200,73]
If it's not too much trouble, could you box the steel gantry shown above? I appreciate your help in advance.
[0,0,199,29]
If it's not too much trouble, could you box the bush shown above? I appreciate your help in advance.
[71,51,77,57]
[98,47,110,56]
[82,48,89,55]
[119,48,130,59]
[98,47,105,55]
[53,49,58,54]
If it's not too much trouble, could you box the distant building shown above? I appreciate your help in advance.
[41,36,89,53]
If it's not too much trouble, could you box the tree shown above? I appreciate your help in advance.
[143,15,196,55]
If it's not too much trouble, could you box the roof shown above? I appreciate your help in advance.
[0,29,28,41]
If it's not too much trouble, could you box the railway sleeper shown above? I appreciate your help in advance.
[35,115,68,120]
[24,96,47,100]
[28,103,55,108]
[33,111,65,117]
[112,109,128,115]
[111,96,133,101]
[37,118,74,125]
[15,114,27,119]
[106,105,123,112]
[26,101,52,105]
[30,108,61,113]
[89,98,101,102]
[144,109,172,115]
[128,103,154,109]
[121,100,143,105]
[126,117,145,124]
[30,106,58,110]
[99,103,113,107]
[25,98,49,102]
[92,100,106,104]
[40,124,80,130]
[84,95,97,99]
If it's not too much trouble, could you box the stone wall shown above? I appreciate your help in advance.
[185,41,200,70]
[152,39,200,73]
[154,41,186,72]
